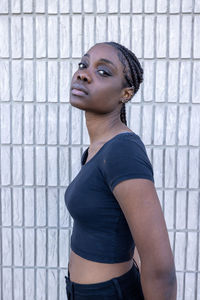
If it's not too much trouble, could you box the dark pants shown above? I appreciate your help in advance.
[64,258,144,300]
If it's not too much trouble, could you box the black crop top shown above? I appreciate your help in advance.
[64,132,154,263]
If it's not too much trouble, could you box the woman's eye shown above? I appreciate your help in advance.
[98,69,110,76]
[78,62,86,69]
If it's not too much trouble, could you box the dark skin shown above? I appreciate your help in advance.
[68,43,177,299]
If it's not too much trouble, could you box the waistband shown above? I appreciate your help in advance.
[64,258,140,295]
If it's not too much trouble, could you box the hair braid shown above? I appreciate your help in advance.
[104,42,143,125]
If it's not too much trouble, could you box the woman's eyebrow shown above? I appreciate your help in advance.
[83,53,117,71]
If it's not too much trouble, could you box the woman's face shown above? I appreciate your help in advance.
[69,43,128,114]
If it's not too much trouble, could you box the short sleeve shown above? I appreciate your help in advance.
[101,135,154,191]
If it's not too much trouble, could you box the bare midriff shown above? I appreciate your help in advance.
[68,249,134,284]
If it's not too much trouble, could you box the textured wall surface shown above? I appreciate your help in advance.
[0,0,200,299]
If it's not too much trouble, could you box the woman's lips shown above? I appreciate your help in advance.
[71,89,88,96]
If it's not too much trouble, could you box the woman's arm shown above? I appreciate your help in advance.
[113,178,177,300]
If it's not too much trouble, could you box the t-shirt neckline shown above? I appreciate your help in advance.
[81,131,136,167]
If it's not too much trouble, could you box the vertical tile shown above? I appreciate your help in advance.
[71,147,81,179]
[165,148,176,188]
[0,0,8,12]
[24,146,34,185]
[48,189,58,226]
[36,189,46,226]
[120,15,131,48]
[35,104,46,144]
[0,61,9,101]
[60,15,70,58]
[59,147,69,186]
[185,272,196,300]
[2,228,12,264]
[142,105,153,145]
[72,0,82,13]
[189,106,200,146]
[177,148,188,188]
[132,15,142,58]
[1,146,11,185]
[186,232,197,271]
[129,104,141,135]
[13,188,23,226]
[23,0,33,13]
[179,61,191,103]
[176,272,184,299]
[144,15,154,58]
[36,228,47,266]
[153,106,165,145]
[194,0,200,12]
[84,15,94,53]
[178,106,189,145]
[2,269,12,299]
[143,60,155,101]
[60,0,70,13]
[59,104,70,145]
[144,0,155,12]
[189,149,199,188]
[48,61,58,102]
[24,104,34,144]
[48,16,58,58]
[47,104,58,144]
[132,0,142,12]
[12,147,23,185]
[182,0,193,12]
[175,232,186,270]
[36,147,46,186]
[36,16,46,58]
[170,0,180,13]
[36,269,46,299]
[47,147,58,186]
[23,16,33,58]
[48,229,58,266]
[96,0,106,12]
[12,60,22,101]
[14,228,23,265]
[193,16,200,58]
[60,60,70,102]
[153,148,163,188]
[24,61,34,102]
[108,0,118,13]
[71,107,81,144]
[187,192,199,230]
[164,190,175,229]
[157,0,167,13]
[120,0,131,12]
[11,16,22,58]
[156,15,167,58]
[12,104,23,144]
[168,61,179,102]
[36,61,46,102]
[11,0,21,12]
[24,189,34,226]
[192,61,200,102]
[25,229,35,265]
[25,269,34,299]
[72,15,82,57]
[176,191,187,229]
[48,270,58,299]
[169,15,180,58]
[1,103,11,143]
[1,188,11,226]
[84,0,94,12]
[48,0,57,13]
[166,105,177,145]
[155,61,166,102]
[0,16,9,57]
[13,269,23,298]
[35,0,45,13]
[96,16,107,43]
[181,15,192,58]
[108,15,118,42]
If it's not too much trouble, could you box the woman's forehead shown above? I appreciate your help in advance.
[84,43,122,72]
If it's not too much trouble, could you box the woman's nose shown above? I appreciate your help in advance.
[77,72,91,83]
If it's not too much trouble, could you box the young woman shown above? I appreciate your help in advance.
[64,42,177,300]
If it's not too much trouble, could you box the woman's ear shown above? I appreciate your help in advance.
[121,86,134,102]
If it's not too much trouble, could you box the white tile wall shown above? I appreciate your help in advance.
[0,0,199,299]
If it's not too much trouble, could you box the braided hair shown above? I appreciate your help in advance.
[104,42,143,126]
